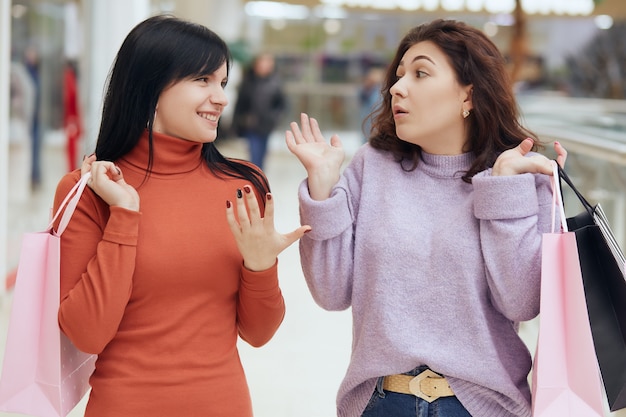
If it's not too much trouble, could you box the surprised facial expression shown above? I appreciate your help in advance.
[390,41,473,155]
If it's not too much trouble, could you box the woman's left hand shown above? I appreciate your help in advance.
[492,139,567,176]
[226,185,311,272]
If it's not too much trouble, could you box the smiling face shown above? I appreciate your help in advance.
[390,41,473,155]
[153,63,228,143]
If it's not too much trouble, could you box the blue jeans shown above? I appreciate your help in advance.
[245,132,269,170]
[361,367,471,417]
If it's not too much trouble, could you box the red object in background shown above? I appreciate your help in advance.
[5,268,16,291]
[63,63,82,172]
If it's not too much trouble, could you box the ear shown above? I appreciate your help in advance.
[461,85,473,110]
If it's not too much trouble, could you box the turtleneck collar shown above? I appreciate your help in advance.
[121,130,204,176]
[419,150,476,179]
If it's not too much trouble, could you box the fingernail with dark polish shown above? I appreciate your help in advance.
[236,189,242,198]
[266,193,272,200]
[226,200,231,208]
[244,185,251,194]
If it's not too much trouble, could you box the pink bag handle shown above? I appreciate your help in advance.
[48,172,91,236]
[550,161,568,233]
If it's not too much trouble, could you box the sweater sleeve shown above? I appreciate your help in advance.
[297,148,364,311]
[472,169,554,322]
[236,261,285,347]
[54,172,139,354]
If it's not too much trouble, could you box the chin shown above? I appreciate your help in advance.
[396,131,421,147]
[190,132,218,143]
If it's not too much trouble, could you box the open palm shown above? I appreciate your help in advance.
[285,113,345,200]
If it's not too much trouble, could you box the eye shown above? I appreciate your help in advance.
[416,70,428,78]
[221,79,228,88]
[195,76,209,83]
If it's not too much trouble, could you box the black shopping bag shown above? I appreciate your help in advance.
[559,165,626,412]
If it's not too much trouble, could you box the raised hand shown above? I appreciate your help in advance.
[492,139,568,177]
[226,185,311,272]
[285,113,345,200]
[81,154,140,211]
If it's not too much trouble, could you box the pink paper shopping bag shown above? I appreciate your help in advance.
[531,163,604,417]
[0,173,96,417]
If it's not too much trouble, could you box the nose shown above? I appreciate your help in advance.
[390,78,406,98]
[211,87,228,107]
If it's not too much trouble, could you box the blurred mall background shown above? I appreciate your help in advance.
[1,0,626,416]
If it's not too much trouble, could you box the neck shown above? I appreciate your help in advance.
[122,130,204,176]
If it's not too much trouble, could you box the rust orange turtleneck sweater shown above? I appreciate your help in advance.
[53,131,285,416]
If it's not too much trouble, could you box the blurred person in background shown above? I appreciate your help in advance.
[286,19,567,417]
[24,45,42,190]
[233,52,286,170]
[359,67,384,142]
[9,59,35,159]
[6,57,36,291]
[7,57,35,211]
[53,15,309,417]
[63,59,82,171]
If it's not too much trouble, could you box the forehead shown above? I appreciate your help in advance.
[214,62,228,77]
[399,41,450,68]
[191,62,228,79]
[168,62,228,89]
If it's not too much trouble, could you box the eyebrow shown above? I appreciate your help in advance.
[399,54,436,67]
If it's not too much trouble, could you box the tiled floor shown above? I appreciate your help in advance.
[1,132,623,416]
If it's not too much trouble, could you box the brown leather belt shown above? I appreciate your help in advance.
[383,369,454,402]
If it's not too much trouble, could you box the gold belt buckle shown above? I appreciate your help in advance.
[408,369,450,403]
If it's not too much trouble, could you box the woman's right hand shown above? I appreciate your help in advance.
[285,113,345,200]
[82,154,140,211]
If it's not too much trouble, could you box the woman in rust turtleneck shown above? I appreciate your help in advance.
[52,15,309,417]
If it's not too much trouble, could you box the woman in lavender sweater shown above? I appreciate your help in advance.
[286,20,567,417]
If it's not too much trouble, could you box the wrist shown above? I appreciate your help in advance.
[243,258,276,272]
[307,169,339,201]
[112,200,140,212]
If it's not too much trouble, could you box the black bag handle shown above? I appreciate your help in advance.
[557,164,595,218]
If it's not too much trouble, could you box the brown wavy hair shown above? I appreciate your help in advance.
[369,19,540,183]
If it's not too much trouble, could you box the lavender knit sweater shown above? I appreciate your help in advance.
[298,144,554,417]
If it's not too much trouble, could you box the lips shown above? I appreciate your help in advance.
[198,112,219,122]
[393,104,408,117]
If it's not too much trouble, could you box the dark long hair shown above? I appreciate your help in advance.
[370,19,540,183]
[94,15,269,195]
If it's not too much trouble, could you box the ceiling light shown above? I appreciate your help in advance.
[396,0,421,11]
[314,5,348,18]
[318,0,594,15]
[11,4,28,19]
[442,0,464,11]
[483,21,499,36]
[245,1,309,20]
[594,14,613,30]
[323,19,342,34]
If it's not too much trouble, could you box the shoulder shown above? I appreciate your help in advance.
[53,170,93,216]
[54,169,107,212]
[344,143,396,182]
[55,170,82,198]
